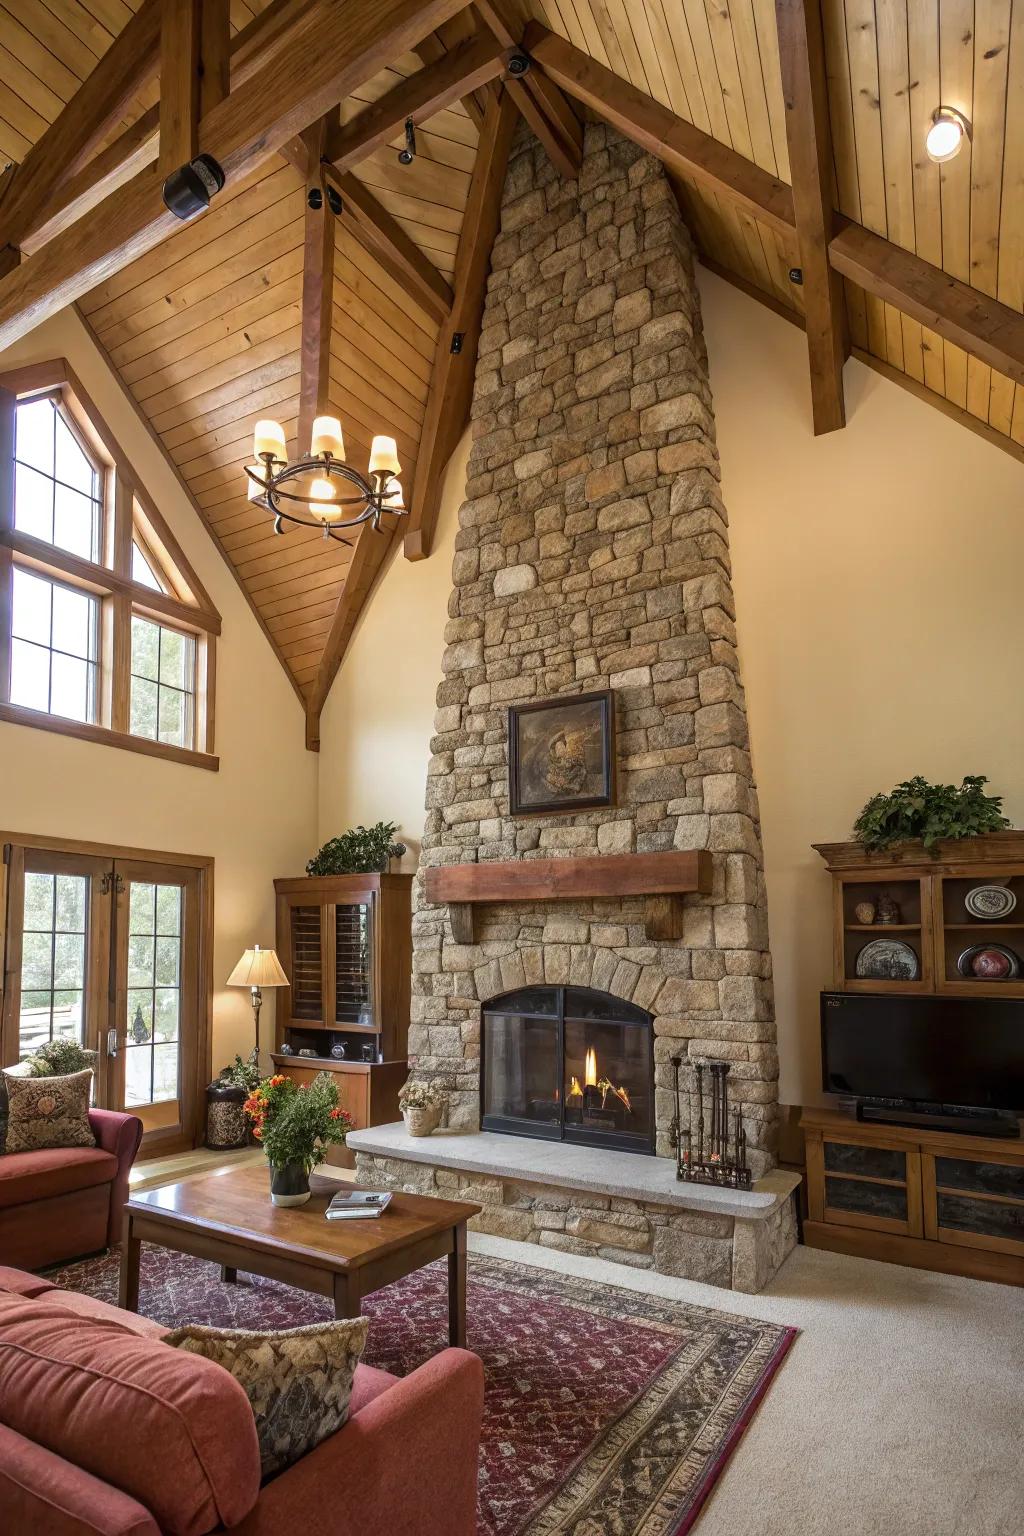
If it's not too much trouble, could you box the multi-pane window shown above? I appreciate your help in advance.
[14,396,101,561]
[19,871,88,1058]
[130,616,196,748]
[131,540,164,591]
[125,882,182,1107]
[10,568,98,722]
[2,364,218,764]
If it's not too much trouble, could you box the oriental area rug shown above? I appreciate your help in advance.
[50,1247,796,1536]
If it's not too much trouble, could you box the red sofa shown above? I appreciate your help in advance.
[0,1265,485,1536]
[0,1108,142,1271]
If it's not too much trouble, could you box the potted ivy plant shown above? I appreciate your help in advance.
[853,776,1010,854]
[243,1072,353,1205]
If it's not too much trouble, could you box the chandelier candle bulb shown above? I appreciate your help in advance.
[310,415,344,458]
[368,434,400,475]
[245,466,265,502]
[253,419,286,460]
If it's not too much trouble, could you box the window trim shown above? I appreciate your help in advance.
[0,360,220,771]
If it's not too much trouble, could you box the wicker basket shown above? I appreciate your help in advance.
[402,1103,442,1137]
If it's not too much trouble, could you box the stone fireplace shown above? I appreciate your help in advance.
[350,121,798,1290]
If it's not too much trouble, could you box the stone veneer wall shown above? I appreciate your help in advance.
[410,122,778,1169]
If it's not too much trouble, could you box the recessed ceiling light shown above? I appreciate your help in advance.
[926,107,971,164]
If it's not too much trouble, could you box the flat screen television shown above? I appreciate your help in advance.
[821,992,1024,1116]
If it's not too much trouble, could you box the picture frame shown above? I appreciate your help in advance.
[508,690,616,817]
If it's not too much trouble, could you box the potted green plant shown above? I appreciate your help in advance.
[22,1038,97,1076]
[853,775,1010,854]
[243,1071,353,1205]
[306,821,407,876]
[399,1079,445,1137]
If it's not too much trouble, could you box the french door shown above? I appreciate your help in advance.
[1,842,208,1153]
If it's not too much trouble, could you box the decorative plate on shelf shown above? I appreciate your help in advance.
[964,884,1017,920]
[956,943,1020,980]
[854,938,920,981]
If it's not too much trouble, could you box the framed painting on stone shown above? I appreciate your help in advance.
[508,690,616,817]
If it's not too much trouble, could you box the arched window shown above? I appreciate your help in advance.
[0,361,220,769]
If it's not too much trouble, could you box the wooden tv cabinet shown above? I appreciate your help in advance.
[802,1108,1024,1286]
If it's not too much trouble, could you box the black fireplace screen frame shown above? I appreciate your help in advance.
[480,985,656,1155]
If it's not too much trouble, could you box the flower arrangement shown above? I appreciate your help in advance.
[398,1079,445,1137]
[398,1080,444,1111]
[244,1071,353,1174]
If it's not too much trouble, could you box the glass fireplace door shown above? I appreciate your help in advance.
[481,986,654,1153]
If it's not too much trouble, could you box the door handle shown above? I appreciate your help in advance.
[106,1027,119,1059]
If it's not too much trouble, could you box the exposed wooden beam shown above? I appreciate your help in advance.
[0,0,467,352]
[159,0,203,175]
[326,33,507,172]
[829,219,1024,392]
[304,520,398,749]
[776,0,846,434]
[475,1,582,177]
[415,14,488,131]
[325,166,454,324]
[200,0,232,117]
[405,85,517,561]
[523,23,795,236]
[20,0,305,257]
[297,116,337,455]
[0,0,162,254]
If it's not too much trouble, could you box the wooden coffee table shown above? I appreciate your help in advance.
[119,1164,481,1346]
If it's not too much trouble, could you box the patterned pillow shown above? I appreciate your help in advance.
[3,1068,95,1154]
[164,1317,368,1479]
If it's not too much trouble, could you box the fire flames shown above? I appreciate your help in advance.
[567,1049,632,1114]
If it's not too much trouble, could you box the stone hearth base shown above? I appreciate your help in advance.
[349,1125,798,1293]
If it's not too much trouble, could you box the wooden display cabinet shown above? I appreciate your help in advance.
[273,872,412,1167]
[814,832,1024,998]
[803,1109,1024,1285]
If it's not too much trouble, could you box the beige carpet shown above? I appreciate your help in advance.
[469,1233,1024,1536]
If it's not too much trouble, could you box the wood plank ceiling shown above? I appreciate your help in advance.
[2,0,1023,739]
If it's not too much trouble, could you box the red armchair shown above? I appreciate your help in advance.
[0,1268,485,1535]
[0,1108,142,1270]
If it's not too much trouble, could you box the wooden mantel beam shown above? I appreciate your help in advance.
[523,23,796,236]
[0,0,467,353]
[776,0,847,434]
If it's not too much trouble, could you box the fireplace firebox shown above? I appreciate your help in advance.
[481,987,655,1154]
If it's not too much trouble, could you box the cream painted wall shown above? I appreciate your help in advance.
[0,309,317,1070]
[316,434,469,869]
[699,270,1024,1105]
[317,272,1024,1112]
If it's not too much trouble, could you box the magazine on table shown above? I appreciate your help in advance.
[325,1190,393,1221]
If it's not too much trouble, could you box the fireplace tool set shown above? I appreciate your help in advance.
[669,1055,752,1189]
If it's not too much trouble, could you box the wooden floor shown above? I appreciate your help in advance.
[129,1145,355,1193]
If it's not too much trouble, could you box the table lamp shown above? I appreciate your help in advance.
[226,944,289,1061]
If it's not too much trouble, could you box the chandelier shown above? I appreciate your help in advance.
[244,416,406,543]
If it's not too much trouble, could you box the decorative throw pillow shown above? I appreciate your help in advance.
[165,1316,368,1479]
[2,1068,95,1154]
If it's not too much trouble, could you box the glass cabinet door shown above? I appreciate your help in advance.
[923,1152,1024,1255]
[811,1136,923,1236]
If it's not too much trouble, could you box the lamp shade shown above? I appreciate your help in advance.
[226,945,289,988]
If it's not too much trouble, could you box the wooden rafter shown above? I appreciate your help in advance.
[297,116,338,455]
[18,0,298,257]
[475,0,582,178]
[523,24,795,236]
[0,0,162,260]
[159,0,203,175]
[324,167,454,324]
[325,33,507,172]
[776,0,846,434]
[829,220,1024,392]
[304,521,399,750]
[404,84,518,562]
[0,0,467,352]
[415,14,488,131]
